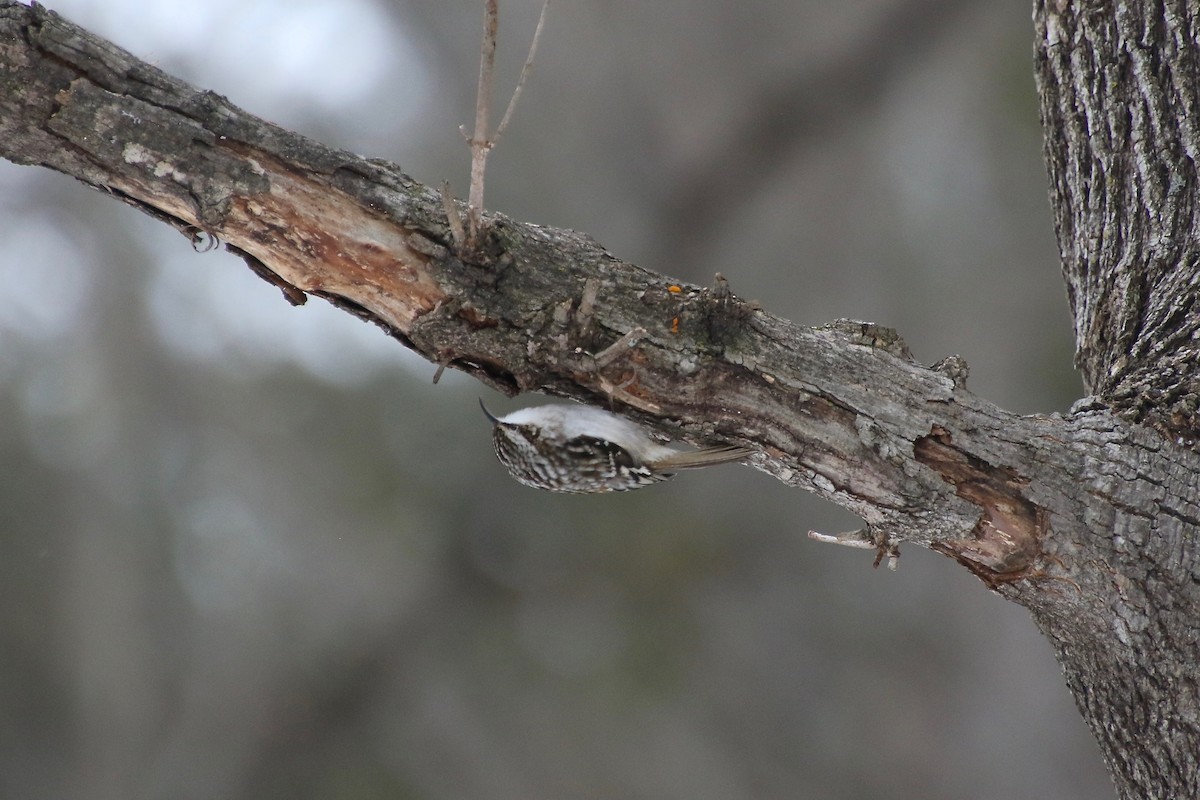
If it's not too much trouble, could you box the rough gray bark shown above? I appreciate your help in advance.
[1,2,1197,797]
[1032,2,1200,794]
[1036,1,1200,446]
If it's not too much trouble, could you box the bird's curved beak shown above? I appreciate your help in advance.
[478,398,501,425]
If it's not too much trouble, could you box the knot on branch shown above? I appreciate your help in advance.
[822,319,913,361]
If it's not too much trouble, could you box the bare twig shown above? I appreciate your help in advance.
[593,327,648,368]
[493,0,551,146]
[463,0,549,247]
[440,181,466,247]
[808,529,900,570]
[432,356,453,385]
[575,276,600,331]
[465,0,499,244]
[808,529,876,549]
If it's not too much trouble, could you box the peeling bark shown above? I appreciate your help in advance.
[2,2,1199,797]
[915,425,1042,582]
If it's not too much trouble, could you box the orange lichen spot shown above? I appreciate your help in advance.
[667,284,682,293]
[670,316,681,333]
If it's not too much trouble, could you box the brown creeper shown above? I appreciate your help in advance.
[480,400,751,493]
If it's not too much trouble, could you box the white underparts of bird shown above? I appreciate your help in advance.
[480,400,752,493]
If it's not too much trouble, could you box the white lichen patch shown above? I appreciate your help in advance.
[122,142,151,165]
[122,143,187,181]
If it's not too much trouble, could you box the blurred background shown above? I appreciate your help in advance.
[0,1,1110,798]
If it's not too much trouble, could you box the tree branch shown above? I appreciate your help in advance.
[3,3,1200,796]
[0,5,1017,557]
[0,0,1191,594]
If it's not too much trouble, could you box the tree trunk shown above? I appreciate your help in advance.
[1036,0,1200,446]
[1032,2,1200,794]
[1,2,1197,796]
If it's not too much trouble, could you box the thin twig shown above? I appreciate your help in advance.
[492,0,550,146]
[432,356,453,385]
[440,181,466,247]
[462,0,549,247]
[809,529,900,571]
[808,529,876,549]
[466,0,499,243]
[593,327,648,368]
[575,276,600,331]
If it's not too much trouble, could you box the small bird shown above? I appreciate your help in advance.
[481,400,751,493]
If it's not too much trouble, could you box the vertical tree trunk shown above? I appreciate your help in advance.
[1033,2,1200,797]
[1035,0,1200,444]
